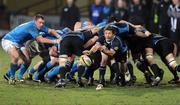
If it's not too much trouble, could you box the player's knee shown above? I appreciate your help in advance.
[145,53,154,64]
[59,55,68,66]
[50,57,59,65]
[167,58,177,68]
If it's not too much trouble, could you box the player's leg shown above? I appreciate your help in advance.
[96,52,108,90]
[1,40,22,84]
[44,65,60,83]
[17,47,31,82]
[145,47,164,86]
[157,40,180,84]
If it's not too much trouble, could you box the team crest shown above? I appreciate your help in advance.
[114,47,118,50]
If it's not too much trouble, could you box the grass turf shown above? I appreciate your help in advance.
[0,48,180,105]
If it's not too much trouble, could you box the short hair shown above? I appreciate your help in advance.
[34,14,44,20]
[104,25,117,34]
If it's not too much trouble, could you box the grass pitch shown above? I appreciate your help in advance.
[0,47,180,105]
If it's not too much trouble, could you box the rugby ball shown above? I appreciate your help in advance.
[79,55,92,67]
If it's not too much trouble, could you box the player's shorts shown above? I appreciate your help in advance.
[1,39,22,52]
[128,40,145,55]
[114,51,128,63]
[59,36,84,56]
[155,39,174,58]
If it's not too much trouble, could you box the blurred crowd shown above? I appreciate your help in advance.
[60,0,180,56]
[0,0,179,56]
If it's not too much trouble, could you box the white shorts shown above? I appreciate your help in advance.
[1,39,22,53]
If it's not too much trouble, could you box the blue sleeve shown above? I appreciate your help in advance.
[29,27,40,38]
[116,23,129,34]
[96,21,107,29]
[40,25,49,34]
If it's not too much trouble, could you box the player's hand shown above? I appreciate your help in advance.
[74,22,82,31]
[83,50,91,55]
[91,27,100,34]
[99,45,106,51]
[53,39,61,44]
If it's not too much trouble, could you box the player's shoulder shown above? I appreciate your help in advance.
[18,20,34,27]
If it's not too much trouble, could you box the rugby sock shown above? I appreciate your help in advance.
[18,63,30,79]
[150,64,160,77]
[33,71,39,80]
[39,61,54,76]
[6,70,11,78]
[127,62,134,77]
[112,63,120,76]
[69,62,78,77]
[99,66,106,84]
[46,66,60,79]
[109,65,115,82]
[9,63,19,78]
[59,66,67,79]
[169,66,179,80]
[112,63,123,84]
[136,61,147,73]
[84,68,91,79]
[175,65,180,72]
[89,69,95,79]
[29,68,35,75]
[37,62,46,72]
[77,65,86,79]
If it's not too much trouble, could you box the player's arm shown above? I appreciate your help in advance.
[134,27,152,37]
[35,35,60,44]
[119,20,151,37]
[48,28,61,39]
[83,42,102,55]
[101,46,116,57]
[83,36,99,48]
[90,27,100,34]
[118,20,141,28]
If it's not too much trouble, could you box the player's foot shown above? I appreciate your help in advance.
[44,76,51,84]
[131,75,137,83]
[66,73,76,82]
[8,77,15,85]
[96,84,104,91]
[87,78,94,86]
[17,77,25,83]
[33,79,41,83]
[151,69,164,86]
[76,78,84,87]
[3,74,10,81]
[151,76,160,86]
[55,79,66,88]
[144,71,153,84]
[26,73,33,80]
[168,78,180,84]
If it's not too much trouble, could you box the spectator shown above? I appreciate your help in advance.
[101,0,114,22]
[150,0,170,37]
[89,0,104,24]
[60,0,80,30]
[128,0,146,25]
[167,0,180,57]
[0,4,9,30]
[149,0,159,33]
[112,0,129,21]
[158,0,171,37]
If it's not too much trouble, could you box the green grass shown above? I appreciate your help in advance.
[0,47,180,105]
